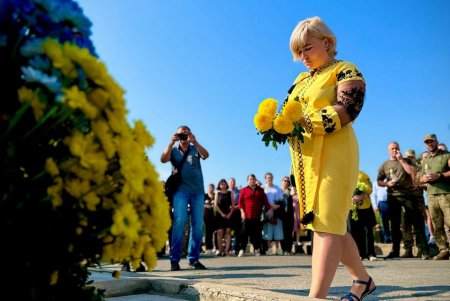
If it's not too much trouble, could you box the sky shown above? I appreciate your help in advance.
[78,0,450,189]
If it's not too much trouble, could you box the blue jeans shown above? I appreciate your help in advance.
[378,201,391,242]
[170,191,204,264]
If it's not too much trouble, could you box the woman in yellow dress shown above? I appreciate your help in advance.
[287,17,376,300]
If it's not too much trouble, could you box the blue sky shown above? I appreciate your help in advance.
[78,0,450,189]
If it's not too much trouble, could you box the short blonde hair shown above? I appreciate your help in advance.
[290,16,337,61]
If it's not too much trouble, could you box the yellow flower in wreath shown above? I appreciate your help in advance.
[281,100,302,122]
[273,114,294,134]
[111,202,142,240]
[253,113,273,132]
[257,98,278,117]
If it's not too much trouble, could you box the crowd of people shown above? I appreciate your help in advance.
[162,133,449,265]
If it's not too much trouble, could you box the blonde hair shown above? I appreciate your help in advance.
[290,16,337,61]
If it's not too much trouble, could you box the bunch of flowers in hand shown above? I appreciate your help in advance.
[351,172,372,221]
[253,98,304,149]
[0,1,170,300]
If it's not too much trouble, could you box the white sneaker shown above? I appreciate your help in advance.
[255,249,261,256]
[238,250,244,257]
[266,249,273,255]
[369,256,378,261]
[215,250,220,256]
[205,250,212,255]
[276,249,283,256]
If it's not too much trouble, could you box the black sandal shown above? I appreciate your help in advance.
[341,277,376,301]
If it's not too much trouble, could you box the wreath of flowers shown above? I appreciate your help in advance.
[0,1,170,300]
[253,98,305,149]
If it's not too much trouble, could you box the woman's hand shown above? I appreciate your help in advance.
[352,194,365,204]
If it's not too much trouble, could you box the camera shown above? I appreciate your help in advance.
[177,133,188,141]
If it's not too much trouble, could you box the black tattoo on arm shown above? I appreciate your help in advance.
[334,86,365,122]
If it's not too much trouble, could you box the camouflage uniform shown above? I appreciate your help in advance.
[422,149,450,253]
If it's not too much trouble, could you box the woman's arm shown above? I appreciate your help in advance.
[333,80,365,127]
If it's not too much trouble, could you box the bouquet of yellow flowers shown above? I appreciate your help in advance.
[0,1,170,300]
[351,172,372,221]
[253,98,304,149]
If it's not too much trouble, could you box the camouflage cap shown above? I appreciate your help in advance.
[405,149,415,157]
[423,134,437,142]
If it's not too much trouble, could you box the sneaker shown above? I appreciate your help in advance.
[215,250,220,256]
[255,249,261,256]
[284,251,290,256]
[238,250,245,257]
[428,236,436,245]
[369,256,378,261]
[189,261,207,270]
[421,253,432,260]
[205,249,212,255]
[276,248,283,256]
[266,249,273,255]
[385,251,400,260]
[401,249,414,258]
[433,250,450,260]
[170,262,180,271]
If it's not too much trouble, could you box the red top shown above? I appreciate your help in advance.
[238,185,271,220]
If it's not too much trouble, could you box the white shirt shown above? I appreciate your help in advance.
[264,184,283,205]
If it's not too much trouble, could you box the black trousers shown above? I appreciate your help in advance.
[239,219,262,251]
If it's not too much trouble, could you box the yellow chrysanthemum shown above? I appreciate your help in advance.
[281,100,302,122]
[47,177,63,208]
[273,114,294,134]
[50,271,59,286]
[134,120,154,148]
[110,203,142,240]
[45,157,59,177]
[64,131,108,174]
[18,87,45,121]
[63,85,99,119]
[253,113,272,132]
[65,178,90,199]
[88,88,110,109]
[42,39,77,78]
[116,137,147,194]
[257,98,278,117]
[92,120,116,159]
[84,192,101,211]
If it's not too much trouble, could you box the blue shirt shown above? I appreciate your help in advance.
[170,145,204,194]
[231,188,240,206]
[370,181,387,207]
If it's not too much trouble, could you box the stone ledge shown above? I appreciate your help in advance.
[90,274,318,300]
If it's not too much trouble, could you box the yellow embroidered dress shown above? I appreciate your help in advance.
[288,60,365,235]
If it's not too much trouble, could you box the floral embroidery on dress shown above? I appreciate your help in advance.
[320,108,336,133]
[336,68,363,82]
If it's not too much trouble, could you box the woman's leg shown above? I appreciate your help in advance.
[309,232,374,299]
[216,229,224,254]
[225,228,232,253]
[340,232,375,300]
[309,232,343,298]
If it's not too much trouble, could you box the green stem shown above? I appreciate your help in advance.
[0,102,30,141]
[23,106,58,139]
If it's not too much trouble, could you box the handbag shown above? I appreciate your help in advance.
[260,208,272,223]
[164,149,189,199]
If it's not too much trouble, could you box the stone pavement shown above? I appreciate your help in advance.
[89,243,450,301]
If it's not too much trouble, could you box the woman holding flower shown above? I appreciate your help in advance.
[286,17,375,300]
[348,171,377,262]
